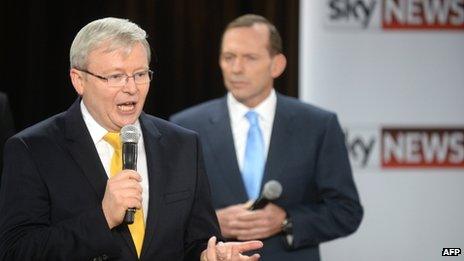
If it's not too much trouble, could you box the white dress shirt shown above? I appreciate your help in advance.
[80,101,149,222]
[227,89,276,172]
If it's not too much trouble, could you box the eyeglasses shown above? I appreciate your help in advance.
[77,68,154,87]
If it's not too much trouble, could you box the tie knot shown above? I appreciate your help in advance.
[245,111,259,126]
[104,132,121,151]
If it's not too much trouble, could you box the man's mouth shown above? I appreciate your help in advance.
[117,102,136,112]
[230,80,248,86]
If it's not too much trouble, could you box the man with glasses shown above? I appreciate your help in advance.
[0,17,262,261]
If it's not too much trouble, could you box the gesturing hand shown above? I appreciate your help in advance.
[200,236,263,261]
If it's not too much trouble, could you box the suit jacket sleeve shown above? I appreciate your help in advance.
[0,137,119,260]
[183,135,222,260]
[286,114,363,249]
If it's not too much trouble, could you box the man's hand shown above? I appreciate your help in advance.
[216,203,287,240]
[200,236,262,261]
[216,202,251,238]
[102,170,143,228]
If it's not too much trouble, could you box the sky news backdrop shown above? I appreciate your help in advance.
[300,0,464,260]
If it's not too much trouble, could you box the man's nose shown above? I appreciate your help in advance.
[231,58,244,73]
[121,76,138,94]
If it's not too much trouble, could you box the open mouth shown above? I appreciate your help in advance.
[117,101,136,112]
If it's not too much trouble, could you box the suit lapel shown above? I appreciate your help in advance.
[204,98,248,203]
[262,94,295,186]
[63,99,108,201]
[139,113,165,259]
[64,99,140,258]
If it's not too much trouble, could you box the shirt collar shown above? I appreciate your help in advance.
[227,89,276,124]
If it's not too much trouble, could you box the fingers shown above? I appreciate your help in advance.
[235,227,271,241]
[233,240,263,253]
[231,215,268,228]
[216,240,235,260]
[204,236,263,261]
[111,169,142,182]
[102,170,143,228]
[246,253,261,261]
[221,241,263,260]
[221,204,287,240]
[242,200,254,209]
[107,176,143,208]
[205,236,218,261]
[216,204,254,238]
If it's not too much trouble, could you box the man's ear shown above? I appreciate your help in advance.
[69,68,85,96]
[271,53,287,79]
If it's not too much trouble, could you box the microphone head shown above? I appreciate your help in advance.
[120,124,141,143]
[262,180,282,200]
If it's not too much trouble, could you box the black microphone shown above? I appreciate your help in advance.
[249,180,283,210]
[121,124,141,224]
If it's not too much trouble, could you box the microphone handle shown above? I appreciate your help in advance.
[249,198,270,210]
[124,208,136,224]
[122,142,138,224]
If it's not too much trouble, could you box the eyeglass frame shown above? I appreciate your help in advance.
[75,68,154,87]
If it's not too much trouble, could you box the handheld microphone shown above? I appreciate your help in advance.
[249,180,282,210]
[121,124,141,224]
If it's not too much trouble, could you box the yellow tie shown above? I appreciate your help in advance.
[104,132,145,258]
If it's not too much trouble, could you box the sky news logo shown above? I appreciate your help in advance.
[381,128,464,168]
[326,0,464,30]
[345,126,464,169]
[442,248,462,256]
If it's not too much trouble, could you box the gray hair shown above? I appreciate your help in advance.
[70,17,151,69]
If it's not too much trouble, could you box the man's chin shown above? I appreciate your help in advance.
[113,117,140,130]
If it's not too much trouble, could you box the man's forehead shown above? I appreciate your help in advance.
[224,23,269,39]
[222,24,270,53]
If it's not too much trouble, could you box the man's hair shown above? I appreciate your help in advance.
[222,14,282,56]
[70,17,151,70]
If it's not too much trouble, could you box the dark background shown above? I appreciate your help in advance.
[0,0,299,131]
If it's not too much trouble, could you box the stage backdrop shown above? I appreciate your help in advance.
[300,1,464,260]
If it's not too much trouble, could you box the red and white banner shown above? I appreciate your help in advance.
[325,0,464,30]
[300,1,464,260]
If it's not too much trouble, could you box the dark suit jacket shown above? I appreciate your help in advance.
[0,92,15,178]
[171,93,363,261]
[0,99,220,260]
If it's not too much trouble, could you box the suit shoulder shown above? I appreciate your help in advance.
[170,98,224,124]
[13,113,65,141]
[143,114,199,139]
[278,94,336,120]
[4,113,66,157]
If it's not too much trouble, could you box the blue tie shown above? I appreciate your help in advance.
[242,111,265,200]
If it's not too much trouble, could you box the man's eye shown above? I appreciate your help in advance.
[223,56,234,62]
[135,71,148,78]
[245,55,258,61]
[108,74,125,81]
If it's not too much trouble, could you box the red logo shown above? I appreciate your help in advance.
[381,128,464,168]
[382,0,464,30]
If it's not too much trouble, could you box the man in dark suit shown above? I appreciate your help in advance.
[171,14,363,260]
[0,91,15,179]
[0,17,262,261]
